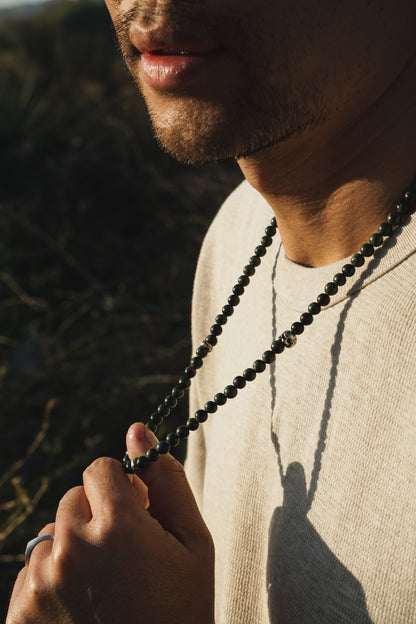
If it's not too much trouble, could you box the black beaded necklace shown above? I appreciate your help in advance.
[123,180,416,475]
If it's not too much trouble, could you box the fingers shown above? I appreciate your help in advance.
[82,455,153,532]
[126,423,209,549]
[25,522,56,570]
[38,522,55,537]
[55,485,92,531]
[128,471,150,509]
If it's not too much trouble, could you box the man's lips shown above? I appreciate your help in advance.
[128,25,224,90]
[139,49,221,91]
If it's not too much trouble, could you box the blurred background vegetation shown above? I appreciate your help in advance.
[0,0,242,614]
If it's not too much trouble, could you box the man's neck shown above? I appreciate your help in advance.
[238,55,416,268]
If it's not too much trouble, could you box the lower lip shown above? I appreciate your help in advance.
[141,52,220,91]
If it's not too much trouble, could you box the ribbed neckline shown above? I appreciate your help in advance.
[273,213,416,314]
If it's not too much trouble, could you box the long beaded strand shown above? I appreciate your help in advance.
[123,180,416,475]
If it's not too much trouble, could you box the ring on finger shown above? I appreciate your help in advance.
[25,535,54,566]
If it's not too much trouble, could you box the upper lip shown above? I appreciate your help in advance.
[129,24,220,56]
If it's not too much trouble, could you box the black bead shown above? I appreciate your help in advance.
[324,282,338,296]
[150,412,163,425]
[166,432,180,448]
[369,232,383,247]
[351,253,365,267]
[132,456,149,471]
[210,324,223,336]
[333,273,346,286]
[262,350,275,364]
[176,425,190,439]
[232,283,245,296]
[205,334,217,347]
[271,339,285,354]
[123,454,133,473]
[308,302,321,315]
[404,189,416,204]
[360,243,374,257]
[253,359,266,372]
[396,201,405,214]
[214,393,227,405]
[378,222,393,237]
[146,448,159,462]
[261,235,273,247]
[171,385,185,399]
[233,376,246,389]
[195,409,208,423]
[204,401,217,413]
[250,255,261,266]
[164,395,177,408]
[215,314,227,325]
[300,312,313,326]
[178,376,191,388]
[156,440,170,454]
[228,294,240,307]
[317,293,330,306]
[265,225,277,237]
[387,211,401,226]
[146,421,158,433]
[243,368,256,381]
[238,275,250,286]
[187,417,199,431]
[224,385,238,398]
[184,365,196,378]
[254,245,266,257]
[291,322,304,335]
[243,265,255,276]
[191,357,203,369]
[157,404,170,417]
[271,216,277,227]
[196,345,209,358]
[222,304,234,317]
[342,264,355,277]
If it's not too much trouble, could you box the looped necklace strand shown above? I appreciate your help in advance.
[123,180,416,475]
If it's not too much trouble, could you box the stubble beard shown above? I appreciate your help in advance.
[114,3,327,166]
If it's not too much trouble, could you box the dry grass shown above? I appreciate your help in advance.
[0,0,242,614]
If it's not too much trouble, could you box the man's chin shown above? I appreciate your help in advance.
[154,135,235,166]
[149,120,238,165]
[150,117,278,166]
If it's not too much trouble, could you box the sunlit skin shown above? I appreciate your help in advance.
[6,1,416,622]
[110,0,416,266]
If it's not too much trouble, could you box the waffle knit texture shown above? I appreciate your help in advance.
[186,180,416,624]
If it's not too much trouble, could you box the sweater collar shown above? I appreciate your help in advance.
[273,213,416,314]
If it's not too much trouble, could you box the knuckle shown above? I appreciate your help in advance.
[57,485,85,512]
[38,522,55,536]
[83,456,118,480]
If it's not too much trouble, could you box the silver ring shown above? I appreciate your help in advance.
[25,534,54,566]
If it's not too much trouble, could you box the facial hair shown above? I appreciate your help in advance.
[113,0,327,165]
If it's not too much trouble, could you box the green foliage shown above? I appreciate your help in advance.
[0,0,242,614]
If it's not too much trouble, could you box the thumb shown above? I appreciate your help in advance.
[126,423,207,548]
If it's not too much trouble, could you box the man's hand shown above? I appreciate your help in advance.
[6,423,215,624]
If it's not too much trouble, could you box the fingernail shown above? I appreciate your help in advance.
[127,422,145,443]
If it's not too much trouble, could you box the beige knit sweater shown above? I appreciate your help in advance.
[186,180,416,624]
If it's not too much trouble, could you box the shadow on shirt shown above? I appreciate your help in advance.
[266,462,373,623]
[265,233,404,623]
